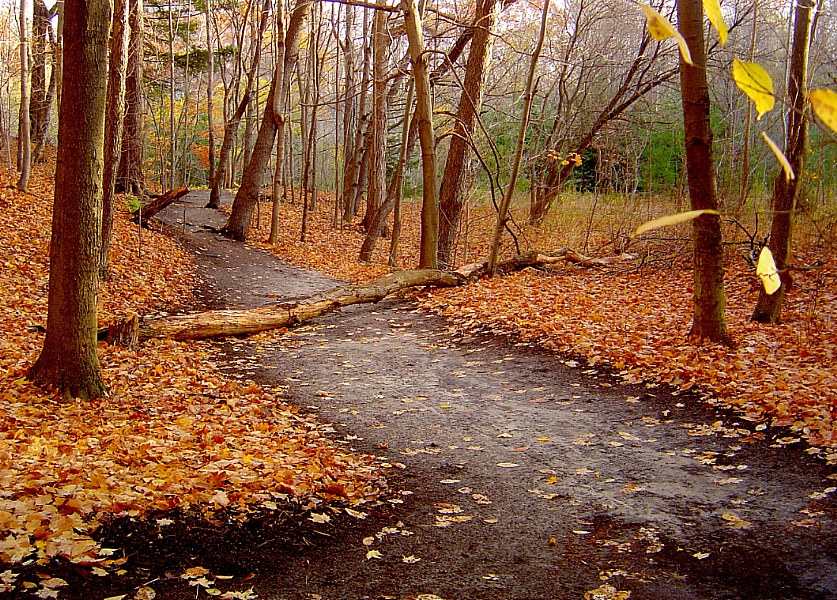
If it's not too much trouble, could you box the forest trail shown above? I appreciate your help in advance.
[154,192,836,600]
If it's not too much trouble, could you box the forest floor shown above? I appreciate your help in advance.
[243,192,837,459]
[137,191,834,600]
[0,169,384,600]
[0,170,834,599]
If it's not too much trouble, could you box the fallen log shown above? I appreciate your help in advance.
[102,249,635,345]
[132,187,189,227]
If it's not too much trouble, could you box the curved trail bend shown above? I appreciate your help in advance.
[153,192,835,600]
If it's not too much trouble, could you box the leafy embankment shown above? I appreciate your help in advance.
[0,162,385,596]
[242,195,836,464]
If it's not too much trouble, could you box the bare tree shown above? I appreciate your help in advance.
[401,0,438,268]
[677,0,729,343]
[224,0,313,241]
[438,0,500,267]
[752,0,815,323]
[487,0,549,274]
[99,0,130,278]
[116,0,145,195]
[17,0,32,192]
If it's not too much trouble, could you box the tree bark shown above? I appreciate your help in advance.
[437,0,499,267]
[752,0,813,323]
[357,5,388,255]
[487,0,548,274]
[29,0,112,399]
[132,187,189,226]
[401,0,438,268]
[205,0,216,193]
[676,0,729,344]
[17,0,32,192]
[102,248,633,345]
[99,0,130,279]
[360,80,415,262]
[116,0,145,195]
[29,0,56,164]
[207,0,272,209]
[223,0,313,241]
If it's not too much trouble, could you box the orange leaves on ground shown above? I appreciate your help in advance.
[0,164,385,572]
[421,261,836,462]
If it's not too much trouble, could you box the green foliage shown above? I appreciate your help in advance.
[124,195,142,213]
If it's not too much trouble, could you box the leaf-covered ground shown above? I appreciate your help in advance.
[0,164,384,597]
[244,195,836,464]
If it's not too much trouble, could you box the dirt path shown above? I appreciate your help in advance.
[151,192,836,600]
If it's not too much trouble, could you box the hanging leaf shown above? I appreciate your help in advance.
[639,5,693,66]
[731,59,774,119]
[809,88,837,133]
[761,132,795,181]
[631,209,720,237]
[756,247,781,295]
[702,0,728,45]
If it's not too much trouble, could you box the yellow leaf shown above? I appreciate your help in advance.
[632,209,720,237]
[756,247,781,295]
[639,4,693,65]
[731,59,774,119]
[702,0,728,44]
[761,132,795,181]
[810,88,837,133]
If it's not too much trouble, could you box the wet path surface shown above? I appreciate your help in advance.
[156,192,836,600]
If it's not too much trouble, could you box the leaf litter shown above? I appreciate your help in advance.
[0,163,385,594]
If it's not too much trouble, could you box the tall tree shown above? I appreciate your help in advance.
[401,0,438,268]
[224,0,313,241]
[487,0,548,274]
[29,0,112,399]
[207,0,271,209]
[17,0,31,192]
[116,0,145,195]
[99,0,131,279]
[205,0,216,196]
[360,4,389,261]
[676,0,729,343]
[437,0,499,267]
[752,0,814,323]
[29,0,57,164]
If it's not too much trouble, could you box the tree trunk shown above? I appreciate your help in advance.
[341,10,371,222]
[116,0,145,195]
[358,5,388,253]
[99,0,130,279]
[401,0,438,268]
[29,0,55,164]
[223,0,313,241]
[360,80,415,263]
[17,0,32,192]
[102,248,633,345]
[269,0,288,244]
[752,0,813,323]
[205,0,216,191]
[208,0,272,209]
[437,0,498,267]
[132,187,189,226]
[735,0,759,214]
[487,0,548,274]
[676,0,729,344]
[29,0,112,399]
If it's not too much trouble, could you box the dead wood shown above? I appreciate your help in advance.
[132,187,189,226]
[102,249,634,345]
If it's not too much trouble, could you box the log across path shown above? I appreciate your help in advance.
[151,192,836,600]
